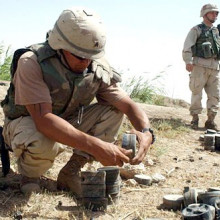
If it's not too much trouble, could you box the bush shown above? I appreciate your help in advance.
[121,74,165,105]
[0,44,12,81]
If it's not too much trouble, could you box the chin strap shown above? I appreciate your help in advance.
[205,15,216,24]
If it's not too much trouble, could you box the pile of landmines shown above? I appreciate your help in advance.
[199,129,220,151]
[162,186,220,219]
[79,166,120,211]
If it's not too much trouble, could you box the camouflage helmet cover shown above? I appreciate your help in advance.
[48,7,106,59]
[200,4,219,17]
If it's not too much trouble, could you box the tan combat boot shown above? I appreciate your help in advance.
[205,112,218,130]
[20,175,40,194]
[191,114,199,129]
[57,153,88,198]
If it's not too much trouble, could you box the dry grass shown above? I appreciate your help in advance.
[1,104,220,219]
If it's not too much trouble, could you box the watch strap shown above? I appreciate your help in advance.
[141,128,155,144]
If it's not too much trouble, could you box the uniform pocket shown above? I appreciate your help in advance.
[189,75,200,92]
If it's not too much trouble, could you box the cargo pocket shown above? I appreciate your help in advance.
[189,75,203,94]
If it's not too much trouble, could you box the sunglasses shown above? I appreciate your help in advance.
[71,53,88,61]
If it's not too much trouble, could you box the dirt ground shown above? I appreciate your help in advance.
[0,81,220,220]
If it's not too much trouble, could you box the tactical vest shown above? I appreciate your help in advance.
[191,23,220,59]
[1,42,122,120]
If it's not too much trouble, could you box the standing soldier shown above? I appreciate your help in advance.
[182,4,220,130]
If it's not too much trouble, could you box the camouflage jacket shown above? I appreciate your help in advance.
[1,42,122,120]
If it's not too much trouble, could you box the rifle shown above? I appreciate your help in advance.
[0,126,11,177]
[217,24,220,35]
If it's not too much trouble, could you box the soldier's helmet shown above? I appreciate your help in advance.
[48,7,106,59]
[200,4,219,17]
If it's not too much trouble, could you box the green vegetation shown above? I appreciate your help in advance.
[121,116,190,150]
[149,118,190,158]
[152,118,190,139]
[0,44,12,81]
[120,117,190,158]
[121,74,166,106]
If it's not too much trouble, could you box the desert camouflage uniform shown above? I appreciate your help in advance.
[182,23,220,116]
[1,42,124,177]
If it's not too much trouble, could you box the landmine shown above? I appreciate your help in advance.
[182,203,215,220]
[80,167,121,211]
[98,166,121,205]
[200,129,220,151]
[122,133,136,158]
[79,133,138,211]
[162,186,220,219]
[134,174,152,186]
[80,171,107,211]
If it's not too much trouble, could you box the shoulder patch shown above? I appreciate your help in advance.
[111,68,122,83]
[91,58,122,85]
[91,58,112,85]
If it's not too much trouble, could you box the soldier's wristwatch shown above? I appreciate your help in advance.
[141,128,155,144]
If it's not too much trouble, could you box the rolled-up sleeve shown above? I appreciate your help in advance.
[96,83,128,105]
[13,51,52,105]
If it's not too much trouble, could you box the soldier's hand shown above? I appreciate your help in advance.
[186,63,194,72]
[94,143,133,167]
[129,129,152,165]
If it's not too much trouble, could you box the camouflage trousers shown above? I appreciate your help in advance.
[189,65,220,115]
[3,104,124,178]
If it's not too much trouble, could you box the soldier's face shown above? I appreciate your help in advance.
[206,11,218,23]
[62,50,91,73]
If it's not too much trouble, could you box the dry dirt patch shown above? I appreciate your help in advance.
[0,81,220,220]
